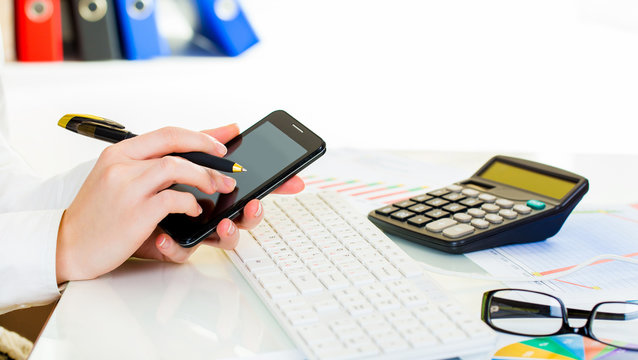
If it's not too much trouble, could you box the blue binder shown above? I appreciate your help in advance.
[193,0,258,56]
[112,0,167,59]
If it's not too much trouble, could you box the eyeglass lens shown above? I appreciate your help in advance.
[591,302,638,351]
[489,290,563,336]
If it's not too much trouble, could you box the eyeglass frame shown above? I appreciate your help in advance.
[481,288,638,351]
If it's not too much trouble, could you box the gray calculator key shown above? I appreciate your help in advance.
[499,209,517,219]
[513,204,532,215]
[481,204,499,213]
[478,193,496,203]
[485,214,504,224]
[495,199,514,209]
[471,218,489,229]
[467,208,486,218]
[443,224,475,239]
[425,218,457,233]
[461,189,479,198]
[453,213,472,223]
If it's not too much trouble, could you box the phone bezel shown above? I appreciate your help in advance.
[159,110,326,247]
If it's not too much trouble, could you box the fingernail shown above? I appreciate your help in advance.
[214,141,227,156]
[227,221,236,236]
[223,176,236,188]
[255,201,263,217]
[197,204,203,215]
[158,236,168,249]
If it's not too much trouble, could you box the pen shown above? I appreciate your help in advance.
[58,114,247,173]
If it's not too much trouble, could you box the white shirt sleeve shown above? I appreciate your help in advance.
[0,75,94,314]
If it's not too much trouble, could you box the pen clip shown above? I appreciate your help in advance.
[58,114,126,132]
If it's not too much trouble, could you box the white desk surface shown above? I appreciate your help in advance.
[2,0,637,358]
[28,150,638,360]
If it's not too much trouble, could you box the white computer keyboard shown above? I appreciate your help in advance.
[226,191,496,359]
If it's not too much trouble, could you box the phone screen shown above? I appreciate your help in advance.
[159,111,325,247]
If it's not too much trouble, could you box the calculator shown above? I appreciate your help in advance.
[368,155,589,253]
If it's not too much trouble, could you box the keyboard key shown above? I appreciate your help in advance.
[442,224,475,239]
[425,198,449,207]
[424,209,449,219]
[393,200,416,209]
[407,203,431,214]
[410,194,433,203]
[234,234,268,262]
[427,189,449,197]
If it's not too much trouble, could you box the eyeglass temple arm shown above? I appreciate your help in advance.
[491,297,638,321]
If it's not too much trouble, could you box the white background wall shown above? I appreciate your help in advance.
[3,0,638,177]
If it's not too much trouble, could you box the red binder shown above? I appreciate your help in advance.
[15,0,63,61]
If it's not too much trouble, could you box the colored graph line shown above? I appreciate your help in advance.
[352,184,403,197]
[319,179,358,189]
[337,182,383,192]
[536,252,638,276]
[305,177,336,186]
[554,279,601,290]
[368,186,427,201]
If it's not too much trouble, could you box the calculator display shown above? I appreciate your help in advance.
[478,160,577,200]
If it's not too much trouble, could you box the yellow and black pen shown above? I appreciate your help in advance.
[58,114,246,173]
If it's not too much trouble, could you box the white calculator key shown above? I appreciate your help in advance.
[478,193,496,203]
[471,218,490,229]
[481,203,500,213]
[446,184,463,192]
[513,204,532,214]
[467,208,486,218]
[442,224,475,239]
[425,218,457,232]
[495,198,514,208]
[485,214,504,224]
[453,213,472,223]
[499,209,518,219]
[461,188,479,197]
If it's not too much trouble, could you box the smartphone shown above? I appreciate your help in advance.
[159,110,326,247]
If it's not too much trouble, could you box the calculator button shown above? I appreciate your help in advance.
[376,206,399,216]
[495,199,514,209]
[526,200,546,210]
[391,210,415,221]
[410,194,433,203]
[478,193,496,203]
[481,204,499,213]
[427,189,450,197]
[499,209,517,220]
[442,224,475,239]
[467,208,486,218]
[443,193,465,202]
[425,218,457,233]
[424,209,450,219]
[453,213,472,223]
[407,215,431,227]
[442,203,467,214]
[425,198,449,208]
[470,219,489,229]
[394,200,416,209]
[446,184,463,193]
[459,198,483,208]
[407,204,431,214]
[513,204,532,214]
[461,189,479,198]
[485,214,504,224]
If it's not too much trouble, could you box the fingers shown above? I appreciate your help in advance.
[155,233,200,263]
[273,175,305,194]
[202,218,240,250]
[134,155,236,195]
[201,124,240,144]
[119,127,228,160]
[147,189,202,222]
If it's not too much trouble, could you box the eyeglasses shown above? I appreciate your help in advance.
[481,288,638,351]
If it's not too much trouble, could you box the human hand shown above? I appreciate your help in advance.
[56,124,304,283]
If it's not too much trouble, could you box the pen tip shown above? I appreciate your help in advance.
[241,168,247,172]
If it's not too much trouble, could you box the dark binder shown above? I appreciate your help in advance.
[70,0,121,60]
